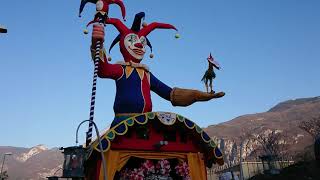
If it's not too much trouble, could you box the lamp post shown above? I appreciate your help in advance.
[0,26,7,33]
[0,152,12,179]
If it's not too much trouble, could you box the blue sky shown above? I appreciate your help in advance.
[0,0,319,148]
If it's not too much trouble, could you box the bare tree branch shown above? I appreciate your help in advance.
[299,115,320,139]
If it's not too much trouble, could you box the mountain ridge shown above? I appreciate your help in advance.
[205,96,320,163]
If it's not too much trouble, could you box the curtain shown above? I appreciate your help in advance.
[98,150,206,180]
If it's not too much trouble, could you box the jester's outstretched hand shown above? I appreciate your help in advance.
[91,13,225,127]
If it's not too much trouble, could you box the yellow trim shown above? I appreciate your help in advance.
[133,115,148,125]
[113,124,129,136]
[125,66,134,79]
[184,120,195,129]
[125,119,135,127]
[136,68,145,80]
[214,147,223,159]
[115,113,140,117]
[94,138,111,152]
[146,72,150,84]
[201,132,211,143]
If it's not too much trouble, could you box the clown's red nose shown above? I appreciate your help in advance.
[134,43,143,48]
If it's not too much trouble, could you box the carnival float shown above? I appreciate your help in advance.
[49,0,225,180]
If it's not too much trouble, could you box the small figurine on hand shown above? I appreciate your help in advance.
[202,53,221,93]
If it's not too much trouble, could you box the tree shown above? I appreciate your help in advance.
[245,129,290,164]
[299,115,320,139]
[229,142,237,164]
[299,115,320,165]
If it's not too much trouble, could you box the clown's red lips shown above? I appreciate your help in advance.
[131,48,145,55]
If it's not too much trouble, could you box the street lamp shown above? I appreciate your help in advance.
[0,152,13,178]
[0,26,7,33]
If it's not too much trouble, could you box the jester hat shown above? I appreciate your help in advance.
[106,12,178,63]
[79,0,126,20]
[109,12,153,54]
[207,53,220,70]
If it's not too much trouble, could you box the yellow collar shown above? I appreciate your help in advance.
[115,61,149,72]
[116,61,150,80]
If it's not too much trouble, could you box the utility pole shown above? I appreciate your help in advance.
[0,153,12,179]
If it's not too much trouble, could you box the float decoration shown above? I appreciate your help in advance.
[90,112,223,164]
[202,53,221,93]
[48,1,226,179]
[81,11,225,179]
[84,112,223,179]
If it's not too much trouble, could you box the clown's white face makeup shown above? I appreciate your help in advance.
[124,33,146,60]
[96,0,104,11]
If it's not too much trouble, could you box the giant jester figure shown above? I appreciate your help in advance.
[90,12,225,128]
[46,3,225,180]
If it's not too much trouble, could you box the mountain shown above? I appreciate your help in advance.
[205,96,320,163]
[0,145,63,179]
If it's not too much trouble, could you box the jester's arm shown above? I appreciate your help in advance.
[150,73,225,107]
[91,24,123,80]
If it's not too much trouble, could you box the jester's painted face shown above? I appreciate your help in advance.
[96,0,104,11]
[124,33,147,61]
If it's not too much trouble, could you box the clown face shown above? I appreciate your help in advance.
[124,33,147,61]
[96,0,104,11]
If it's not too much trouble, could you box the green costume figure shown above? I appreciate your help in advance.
[202,53,220,93]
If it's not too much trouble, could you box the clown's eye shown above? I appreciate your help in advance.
[140,37,147,46]
[128,35,138,44]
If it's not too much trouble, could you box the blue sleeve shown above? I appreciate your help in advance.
[150,72,172,101]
